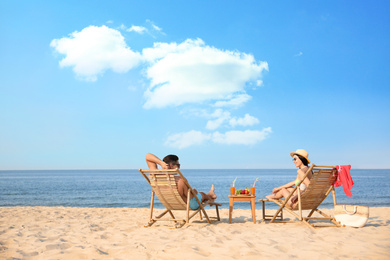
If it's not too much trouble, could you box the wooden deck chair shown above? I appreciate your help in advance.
[139,169,221,228]
[259,165,342,229]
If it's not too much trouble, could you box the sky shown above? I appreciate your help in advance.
[1,0,389,170]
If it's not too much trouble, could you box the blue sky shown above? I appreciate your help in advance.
[1,1,389,170]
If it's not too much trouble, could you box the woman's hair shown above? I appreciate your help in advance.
[297,155,309,166]
[163,154,179,165]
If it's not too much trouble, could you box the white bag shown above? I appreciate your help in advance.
[334,204,369,228]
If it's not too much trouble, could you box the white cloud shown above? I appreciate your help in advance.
[50,25,142,81]
[205,109,259,130]
[146,19,165,34]
[165,127,272,148]
[256,80,263,86]
[127,25,147,34]
[214,94,252,107]
[229,114,259,127]
[294,51,303,57]
[179,108,209,118]
[212,128,272,145]
[165,130,211,149]
[142,38,268,108]
[50,25,272,147]
[151,24,162,31]
[118,20,164,37]
[206,109,231,130]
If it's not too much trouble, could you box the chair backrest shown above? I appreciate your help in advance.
[139,169,187,210]
[296,165,337,210]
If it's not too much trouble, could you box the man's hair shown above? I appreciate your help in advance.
[163,154,179,165]
[297,155,309,166]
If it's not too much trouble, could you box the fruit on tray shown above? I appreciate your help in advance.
[236,188,250,195]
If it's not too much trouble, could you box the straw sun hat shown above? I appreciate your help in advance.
[290,149,311,164]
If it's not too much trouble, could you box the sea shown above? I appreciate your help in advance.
[1,169,389,209]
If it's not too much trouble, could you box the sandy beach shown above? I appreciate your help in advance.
[1,206,389,259]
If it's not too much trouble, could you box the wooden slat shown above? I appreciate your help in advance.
[288,165,338,212]
[149,171,187,210]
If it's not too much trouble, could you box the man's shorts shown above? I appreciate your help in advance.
[189,193,202,210]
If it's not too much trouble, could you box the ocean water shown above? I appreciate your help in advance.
[0,169,389,209]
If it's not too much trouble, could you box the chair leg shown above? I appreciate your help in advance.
[262,201,265,220]
[186,190,191,224]
[155,209,171,219]
[167,210,176,220]
[270,204,284,223]
[145,192,156,227]
[215,205,220,221]
[149,191,155,220]
[314,209,341,227]
[307,208,316,218]
[303,209,341,228]
[200,207,211,224]
[301,218,316,229]
[297,187,302,220]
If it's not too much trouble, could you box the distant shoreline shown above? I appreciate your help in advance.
[1,169,389,209]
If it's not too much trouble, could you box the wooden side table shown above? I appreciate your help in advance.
[228,195,256,224]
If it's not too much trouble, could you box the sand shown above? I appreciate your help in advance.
[1,206,389,259]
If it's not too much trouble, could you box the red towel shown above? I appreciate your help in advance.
[333,165,354,197]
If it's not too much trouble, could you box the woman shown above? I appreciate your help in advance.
[266,149,312,207]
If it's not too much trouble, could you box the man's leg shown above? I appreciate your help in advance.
[199,185,217,202]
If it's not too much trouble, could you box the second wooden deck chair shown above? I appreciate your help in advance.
[139,169,221,228]
[259,165,342,228]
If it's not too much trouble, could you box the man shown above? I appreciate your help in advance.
[145,153,217,210]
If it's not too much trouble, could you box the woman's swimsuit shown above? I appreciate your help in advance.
[295,179,307,191]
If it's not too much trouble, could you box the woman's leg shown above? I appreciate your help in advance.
[281,188,298,206]
[266,189,283,199]
[266,187,294,200]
